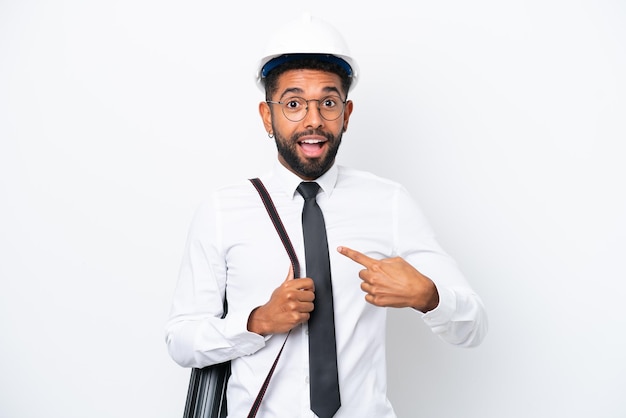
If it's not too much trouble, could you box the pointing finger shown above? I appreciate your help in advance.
[337,246,377,269]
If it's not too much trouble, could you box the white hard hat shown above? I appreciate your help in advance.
[255,13,359,92]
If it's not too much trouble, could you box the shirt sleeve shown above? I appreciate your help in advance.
[393,185,488,347]
[164,197,266,368]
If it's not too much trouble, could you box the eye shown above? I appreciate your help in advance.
[321,97,338,108]
[284,97,305,110]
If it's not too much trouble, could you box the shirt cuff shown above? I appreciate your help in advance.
[224,309,267,356]
[421,286,456,332]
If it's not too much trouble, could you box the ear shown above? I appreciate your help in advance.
[259,101,273,134]
[342,100,354,132]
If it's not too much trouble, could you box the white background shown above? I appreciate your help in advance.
[1,1,625,417]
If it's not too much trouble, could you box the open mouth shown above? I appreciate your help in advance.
[298,138,328,158]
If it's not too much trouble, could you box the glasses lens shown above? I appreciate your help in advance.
[281,97,307,122]
[319,96,343,121]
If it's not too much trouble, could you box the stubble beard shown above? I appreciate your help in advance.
[274,129,343,180]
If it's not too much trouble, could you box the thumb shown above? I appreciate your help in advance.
[284,264,295,282]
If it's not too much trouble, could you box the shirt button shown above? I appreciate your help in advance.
[305,376,310,384]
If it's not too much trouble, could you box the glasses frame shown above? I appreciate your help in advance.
[266,95,347,122]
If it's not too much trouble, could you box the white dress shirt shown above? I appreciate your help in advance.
[165,161,488,418]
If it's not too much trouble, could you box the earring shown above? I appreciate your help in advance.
[268,132,274,138]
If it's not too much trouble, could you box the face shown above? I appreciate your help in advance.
[259,69,354,180]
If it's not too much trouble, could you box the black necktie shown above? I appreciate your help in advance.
[297,182,341,418]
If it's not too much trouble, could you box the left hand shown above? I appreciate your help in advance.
[337,246,440,312]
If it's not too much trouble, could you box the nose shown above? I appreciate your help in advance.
[303,99,324,128]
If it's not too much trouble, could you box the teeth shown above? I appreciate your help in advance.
[300,139,324,144]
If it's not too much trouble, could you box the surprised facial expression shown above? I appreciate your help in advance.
[260,69,353,180]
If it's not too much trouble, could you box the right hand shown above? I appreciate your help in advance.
[247,265,315,336]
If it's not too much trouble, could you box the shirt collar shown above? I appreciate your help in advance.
[272,160,338,199]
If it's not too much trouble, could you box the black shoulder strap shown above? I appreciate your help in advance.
[249,178,301,278]
[246,177,299,418]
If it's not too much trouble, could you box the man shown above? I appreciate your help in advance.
[166,14,487,418]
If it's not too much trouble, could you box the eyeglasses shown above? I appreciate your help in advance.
[266,95,346,122]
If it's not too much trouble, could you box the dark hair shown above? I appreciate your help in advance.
[263,57,352,100]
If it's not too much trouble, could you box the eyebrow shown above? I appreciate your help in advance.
[279,86,342,100]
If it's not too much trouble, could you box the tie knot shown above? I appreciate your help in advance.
[297,182,320,200]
